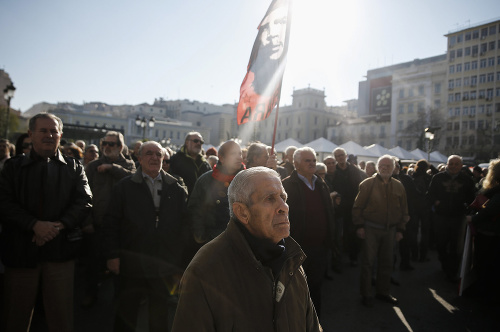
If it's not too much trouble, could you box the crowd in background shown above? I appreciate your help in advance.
[0,113,499,332]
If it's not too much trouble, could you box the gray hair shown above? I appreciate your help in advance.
[316,162,327,173]
[228,167,281,220]
[285,146,297,155]
[85,144,98,153]
[138,141,165,157]
[293,147,316,164]
[29,113,63,133]
[376,154,396,172]
[447,154,463,164]
[246,142,267,165]
[104,131,125,152]
[333,147,347,156]
[185,131,202,142]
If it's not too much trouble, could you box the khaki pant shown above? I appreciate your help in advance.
[4,260,75,332]
[360,227,395,297]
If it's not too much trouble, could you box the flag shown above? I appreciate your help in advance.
[236,0,292,125]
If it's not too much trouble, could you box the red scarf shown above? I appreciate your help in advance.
[212,163,245,185]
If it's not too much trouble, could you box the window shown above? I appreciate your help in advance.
[418,102,424,112]
[471,76,477,86]
[455,108,460,116]
[456,64,462,72]
[487,89,493,99]
[434,100,441,108]
[472,30,479,39]
[479,74,486,84]
[498,56,500,65]
[399,89,404,98]
[448,108,453,117]
[449,36,456,46]
[462,121,468,129]
[450,50,456,60]
[457,34,463,43]
[490,42,496,51]
[455,78,462,87]
[470,106,476,115]
[448,80,454,89]
[465,47,471,56]
[434,83,441,94]
[464,62,470,71]
[463,91,469,100]
[455,93,461,102]
[470,121,476,129]
[453,137,459,145]
[464,77,470,86]
[408,103,414,113]
[471,91,477,99]
[454,122,460,130]
[448,95,454,102]
[488,73,494,82]
[488,57,495,66]
[497,88,500,97]
[481,27,488,38]
[398,121,403,131]
[446,137,453,146]
[479,90,486,98]
[457,49,463,57]
[481,43,487,53]
[449,65,455,74]
[465,32,471,41]
[479,105,485,114]
[446,122,453,130]
[408,88,414,97]
[497,72,500,81]
[463,107,469,115]
[480,59,487,68]
[471,60,478,69]
[418,85,424,95]
[468,135,475,145]
[489,25,497,35]
[399,105,404,114]
[478,120,484,129]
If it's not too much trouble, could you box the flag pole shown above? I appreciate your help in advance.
[271,87,281,152]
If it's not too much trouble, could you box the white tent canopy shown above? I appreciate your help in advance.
[364,144,392,158]
[305,137,338,161]
[339,141,378,162]
[389,146,417,160]
[430,151,448,163]
[273,138,303,153]
[410,148,427,160]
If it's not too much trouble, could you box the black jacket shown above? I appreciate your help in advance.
[427,171,476,217]
[170,146,211,195]
[0,151,92,267]
[103,168,189,278]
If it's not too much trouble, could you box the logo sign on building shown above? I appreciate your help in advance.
[370,76,392,114]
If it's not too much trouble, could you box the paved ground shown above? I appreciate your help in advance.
[69,249,500,332]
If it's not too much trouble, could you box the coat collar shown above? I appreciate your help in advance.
[131,166,178,186]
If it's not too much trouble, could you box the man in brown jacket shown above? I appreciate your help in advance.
[352,155,409,307]
[172,167,322,331]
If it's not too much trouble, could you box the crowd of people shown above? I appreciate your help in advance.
[0,112,499,332]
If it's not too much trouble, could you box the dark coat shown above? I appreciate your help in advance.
[426,171,476,217]
[85,154,136,227]
[172,219,322,332]
[170,146,211,195]
[0,151,92,267]
[472,186,500,235]
[282,171,336,249]
[103,168,189,278]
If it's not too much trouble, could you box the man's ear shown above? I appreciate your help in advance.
[233,202,250,224]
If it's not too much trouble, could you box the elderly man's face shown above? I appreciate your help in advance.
[101,135,121,159]
[220,143,242,174]
[334,150,347,166]
[377,158,395,179]
[324,157,336,174]
[139,144,164,177]
[365,163,376,177]
[447,157,463,175]
[244,174,289,244]
[185,134,204,156]
[295,151,316,178]
[29,117,62,158]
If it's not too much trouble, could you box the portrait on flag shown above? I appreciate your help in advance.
[237,0,291,125]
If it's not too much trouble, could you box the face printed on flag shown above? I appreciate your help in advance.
[237,0,291,126]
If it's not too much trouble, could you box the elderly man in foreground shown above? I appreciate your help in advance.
[172,167,322,332]
[352,155,409,308]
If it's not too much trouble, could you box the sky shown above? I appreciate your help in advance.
[2,0,500,112]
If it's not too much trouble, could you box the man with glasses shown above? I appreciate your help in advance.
[352,155,409,307]
[82,131,135,308]
[104,141,189,332]
[170,132,211,195]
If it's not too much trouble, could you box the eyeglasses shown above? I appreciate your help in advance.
[189,139,204,144]
[102,141,119,147]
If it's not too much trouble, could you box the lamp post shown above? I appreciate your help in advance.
[135,115,155,140]
[424,127,440,161]
[3,82,16,138]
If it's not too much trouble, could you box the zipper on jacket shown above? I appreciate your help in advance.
[155,211,159,228]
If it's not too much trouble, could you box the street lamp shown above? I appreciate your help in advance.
[135,115,155,140]
[3,82,16,138]
[425,127,440,161]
